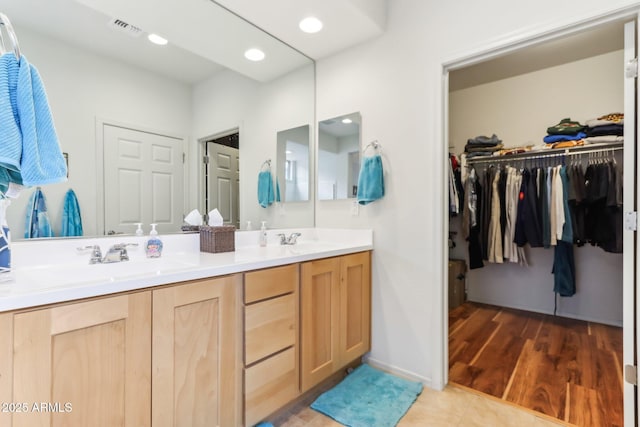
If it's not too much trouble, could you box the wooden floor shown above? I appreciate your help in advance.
[449,302,623,427]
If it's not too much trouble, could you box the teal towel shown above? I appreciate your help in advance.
[0,54,22,177]
[17,55,68,186]
[61,189,83,237]
[311,364,422,427]
[257,170,274,208]
[24,187,53,239]
[357,154,385,205]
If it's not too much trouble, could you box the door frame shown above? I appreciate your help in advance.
[438,7,639,424]
[95,118,188,235]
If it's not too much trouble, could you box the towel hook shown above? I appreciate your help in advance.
[363,140,382,155]
[260,159,271,171]
[0,13,20,60]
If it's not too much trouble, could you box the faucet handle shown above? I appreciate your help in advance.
[77,245,102,264]
[110,243,139,261]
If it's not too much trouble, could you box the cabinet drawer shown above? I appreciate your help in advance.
[245,347,298,427]
[245,294,296,365]
[245,264,298,304]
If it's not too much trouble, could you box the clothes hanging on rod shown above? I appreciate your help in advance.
[448,153,464,216]
[462,145,623,274]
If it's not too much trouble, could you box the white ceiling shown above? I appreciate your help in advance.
[214,0,387,59]
[1,0,387,85]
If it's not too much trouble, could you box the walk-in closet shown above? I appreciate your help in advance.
[446,17,631,427]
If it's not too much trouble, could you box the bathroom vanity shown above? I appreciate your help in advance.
[0,228,372,427]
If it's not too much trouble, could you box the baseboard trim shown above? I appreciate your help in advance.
[363,356,435,389]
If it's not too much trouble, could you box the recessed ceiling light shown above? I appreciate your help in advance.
[147,33,168,45]
[244,48,265,61]
[342,118,353,124]
[286,150,293,154]
[299,16,323,34]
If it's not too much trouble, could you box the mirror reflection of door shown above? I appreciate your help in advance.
[205,132,240,228]
[103,124,185,235]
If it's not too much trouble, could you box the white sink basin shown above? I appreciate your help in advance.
[284,241,341,255]
[14,258,198,289]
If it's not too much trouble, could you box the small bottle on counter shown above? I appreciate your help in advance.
[259,221,268,247]
[246,220,253,231]
[145,224,163,258]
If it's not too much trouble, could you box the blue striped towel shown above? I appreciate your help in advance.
[25,187,53,239]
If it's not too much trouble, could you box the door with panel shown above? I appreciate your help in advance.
[206,141,240,228]
[9,292,151,427]
[339,251,371,366]
[103,124,185,235]
[152,275,241,427]
[300,257,341,392]
[623,16,639,427]
[300,252,372,392]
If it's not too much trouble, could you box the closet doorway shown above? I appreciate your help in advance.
[443,12,637,427]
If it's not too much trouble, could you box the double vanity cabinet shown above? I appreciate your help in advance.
[0,244,371,427]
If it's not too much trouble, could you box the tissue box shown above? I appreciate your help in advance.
[199,225,236,253]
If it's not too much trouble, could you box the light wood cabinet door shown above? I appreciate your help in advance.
[300,252,372,393]
[11,291,151,427]
[339,251,371,366]
[152,275,241,427]
[300,257,341,392]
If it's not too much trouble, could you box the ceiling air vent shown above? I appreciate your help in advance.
[107,18,143,38]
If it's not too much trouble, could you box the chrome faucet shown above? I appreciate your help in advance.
[78,243,138,264]
[277,232,301,245]
[79,245,103,264]
[102,243,138,263]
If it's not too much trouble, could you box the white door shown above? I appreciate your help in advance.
[622,16,640,426]
[207,142,239,227]
[104,124,184,235]
[623,18,638,427]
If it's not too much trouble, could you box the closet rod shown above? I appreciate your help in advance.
[465,141,623,165]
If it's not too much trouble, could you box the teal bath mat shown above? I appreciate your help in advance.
[310,364,423,427]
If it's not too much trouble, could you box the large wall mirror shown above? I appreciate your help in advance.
[318,112,361,200]
[3,0,315,239]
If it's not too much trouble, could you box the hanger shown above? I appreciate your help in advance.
[0,13,21,60]
[363,140,382,155]
[260,159,271,171]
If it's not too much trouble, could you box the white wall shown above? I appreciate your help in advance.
[192,64,315,230]
[9,27,191,238]
[315,0,640,389]
[449,50,624,326]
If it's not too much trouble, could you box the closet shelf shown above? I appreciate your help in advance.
[465,141,623,165]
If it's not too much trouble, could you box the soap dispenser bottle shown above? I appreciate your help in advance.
[145,224,163,258]
[259,221,267,247]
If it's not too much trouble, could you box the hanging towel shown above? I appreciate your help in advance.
[61,189,83,237]
[356,154,385,205]
[24,187,53,238]
[0,53,22,180]
[17,55,67,186]
[275,176,281,202]
[257,170,274,208]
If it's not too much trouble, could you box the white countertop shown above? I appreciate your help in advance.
[0,228,372,312]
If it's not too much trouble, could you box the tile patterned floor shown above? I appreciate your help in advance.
[273,384,568,427]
